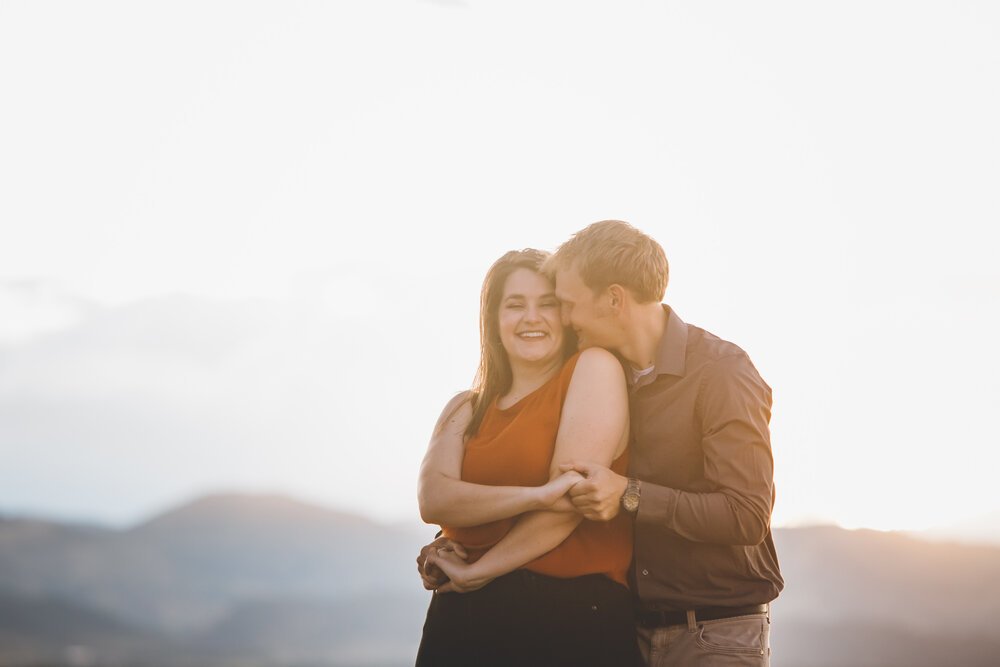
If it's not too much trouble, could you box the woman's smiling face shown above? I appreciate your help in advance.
[497,268,566,366]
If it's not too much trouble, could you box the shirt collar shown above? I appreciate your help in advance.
[653,304,687,378]
[628,305,688,391]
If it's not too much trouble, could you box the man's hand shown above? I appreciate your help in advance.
[559,461,629,521]
[416,537,467,590]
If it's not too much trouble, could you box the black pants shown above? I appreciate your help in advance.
[416,569,641,667]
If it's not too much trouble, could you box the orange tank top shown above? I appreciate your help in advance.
[442,353,633,587]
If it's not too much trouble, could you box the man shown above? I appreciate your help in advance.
[548,220,782,665]
[419,220,782,666]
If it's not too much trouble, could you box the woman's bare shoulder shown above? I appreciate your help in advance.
[441,390,474,412]
[434,390,475,431]
[573,347,625,378]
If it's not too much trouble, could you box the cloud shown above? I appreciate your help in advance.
[0,279,477,526]
[0,279,97,344]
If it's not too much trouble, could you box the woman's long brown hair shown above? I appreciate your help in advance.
[463,249,577,438]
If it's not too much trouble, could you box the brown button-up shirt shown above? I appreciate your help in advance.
[630,306,783,611]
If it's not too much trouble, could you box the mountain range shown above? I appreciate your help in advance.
[1,494,998,666]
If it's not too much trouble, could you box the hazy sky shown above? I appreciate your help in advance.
[2,1,998,533]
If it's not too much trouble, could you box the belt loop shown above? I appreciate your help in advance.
[686,610,697,632]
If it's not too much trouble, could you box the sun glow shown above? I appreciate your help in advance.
[1,2,999,539]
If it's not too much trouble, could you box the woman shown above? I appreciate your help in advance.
[415,249,639,666]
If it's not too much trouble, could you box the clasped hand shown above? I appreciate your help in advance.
[559,461,628,521]
[423,545,486,594]
[416,470,587,593]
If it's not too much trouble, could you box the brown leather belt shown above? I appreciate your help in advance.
[637,603,768,628]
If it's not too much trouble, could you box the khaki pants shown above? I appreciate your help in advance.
[637,610,770,667]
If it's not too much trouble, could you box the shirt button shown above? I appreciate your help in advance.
[642,569,649,576]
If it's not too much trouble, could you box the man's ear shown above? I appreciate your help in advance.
[607,284,626,313]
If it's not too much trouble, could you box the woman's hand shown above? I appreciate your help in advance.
[533,469,585,509]
[416,537,467,590]
[425,549,494,594]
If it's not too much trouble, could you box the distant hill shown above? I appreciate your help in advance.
[1,495,999,666]
[914,510,1000,546]
[0,591,165,666]
[770,526,1000,666]
[0,494,430,634]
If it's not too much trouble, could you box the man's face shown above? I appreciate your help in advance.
[554,266,619,351]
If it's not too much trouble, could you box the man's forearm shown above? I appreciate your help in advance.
[636,482,772,546]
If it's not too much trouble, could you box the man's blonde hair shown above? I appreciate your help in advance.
[547,220,668,303]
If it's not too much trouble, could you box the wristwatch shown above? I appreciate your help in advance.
[621,477,641,514]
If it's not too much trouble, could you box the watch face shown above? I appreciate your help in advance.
[623,493,639,513]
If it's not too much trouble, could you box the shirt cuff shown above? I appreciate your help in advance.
[635,480,679,530]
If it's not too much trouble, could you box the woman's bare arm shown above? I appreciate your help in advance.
[417,392,581,527]
[427,348,629,592]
